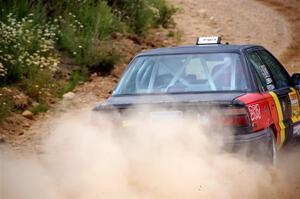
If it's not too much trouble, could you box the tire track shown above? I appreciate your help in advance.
[169,0,298,73]
[256,0,300,73]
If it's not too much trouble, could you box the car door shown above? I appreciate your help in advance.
[247,48,292,146]
[256,49,299,142]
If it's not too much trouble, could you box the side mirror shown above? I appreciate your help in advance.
[291,73,300,89]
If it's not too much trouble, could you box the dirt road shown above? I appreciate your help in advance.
[2,0,298,151]
[168,0,300,198]
[1,0,300,198]
[170,0,299,73]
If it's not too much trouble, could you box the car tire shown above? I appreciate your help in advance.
[249,128,277,165]
[269,130,277,166]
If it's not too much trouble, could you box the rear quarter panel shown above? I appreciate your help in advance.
[237,93,273,132]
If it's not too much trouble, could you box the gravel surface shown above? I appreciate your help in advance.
[1,0,300,198]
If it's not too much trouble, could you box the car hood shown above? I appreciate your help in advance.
[93,92,246,111]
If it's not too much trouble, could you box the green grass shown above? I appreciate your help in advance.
[153,0,177,28]
[0,103,10,123]
[60,67,89,95]
[0,0,176,122]
[0,93,14,123]
[31,101,48,114]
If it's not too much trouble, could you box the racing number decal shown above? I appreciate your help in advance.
[249,104,261,121]
[269,91,286,146]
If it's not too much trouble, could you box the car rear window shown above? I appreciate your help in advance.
[113,53,249,95]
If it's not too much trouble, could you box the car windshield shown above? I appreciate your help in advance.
[113,53,248,95]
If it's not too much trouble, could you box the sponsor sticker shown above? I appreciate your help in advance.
[266,77,273,85]
[260,65,271,79]
[291,95,298,105]
[267,84,275,91]
[294,125,300,137]
[289,92,300,122]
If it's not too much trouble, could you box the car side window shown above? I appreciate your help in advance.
[247,51,275,91]
[257,50,290,88]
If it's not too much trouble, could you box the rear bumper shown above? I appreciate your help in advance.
[230,128,272,144]
[224,128,273,152]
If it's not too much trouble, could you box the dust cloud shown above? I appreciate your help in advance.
[1,108,300,198]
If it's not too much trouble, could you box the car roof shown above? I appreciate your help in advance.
[137,44,263,56]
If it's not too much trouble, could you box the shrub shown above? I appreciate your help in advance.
[152,0,177,28]
[0,88,15,122]
[108,0,176,34]
[31,100,48,114]
[56,1,120,74]
[0,99,12,123]
[0,0,47,24]
[0,62,7,77]
[87,46,120,75]
[0,13,59,85]
[0,13,60,104]
[108,0,154,35]
[60,66,89,95]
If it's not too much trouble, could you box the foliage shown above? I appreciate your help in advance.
[0,0,176,121]
[0,13,59,85]
[0,88,16,123]
[153,0,177,28]
[60,66,89,95]
[0,0,47,24]
[108,0,177,34]
[0,99,12,123]
[56,1,120,73]
[31,100,48,114]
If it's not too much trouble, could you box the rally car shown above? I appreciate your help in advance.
[93,36,300,163]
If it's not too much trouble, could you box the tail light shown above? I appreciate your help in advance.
[221,108,251,127]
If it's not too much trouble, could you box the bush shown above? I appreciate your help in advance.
[108,0,154,34]
[87,45,120,75]
[56,1,120,74]
[0,88,16,123]
[108,0,176,34]
[0,0,47,24]
[0,13,59,85]
[31,100,48,114]
[0,100,11,123]
[152,0,177,28]
[0,0,176,121]
[60,66,89,95]
[1,0,176,77]
[0,13,60,104]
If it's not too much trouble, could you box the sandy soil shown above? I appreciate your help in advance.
[171,0,289,55]
[170,0,299,73]
[168,0,300,197]
[1,0,298,152]
[1,0,300,198]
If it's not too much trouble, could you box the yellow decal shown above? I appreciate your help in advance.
[270,92,285,146]
[289,88,300,123]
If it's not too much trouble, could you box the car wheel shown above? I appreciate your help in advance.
[250,128,277,165]
[269,130,277,166]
